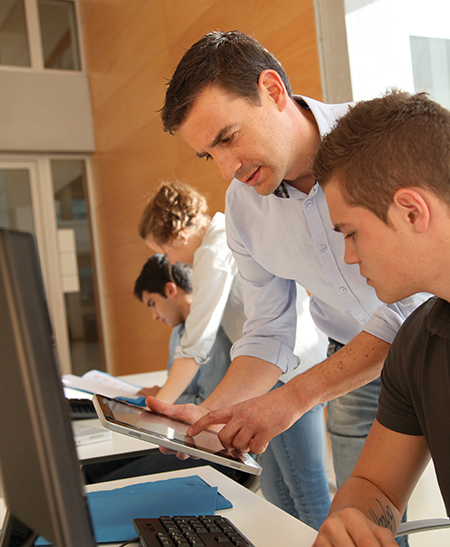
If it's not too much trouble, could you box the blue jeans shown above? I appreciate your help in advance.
[260,380,331,531]
[326,339,408,547]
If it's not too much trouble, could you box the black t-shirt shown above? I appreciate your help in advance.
[377,296,450,515]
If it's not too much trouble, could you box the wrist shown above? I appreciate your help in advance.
[286,371,321,416]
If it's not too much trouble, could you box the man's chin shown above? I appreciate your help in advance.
[250,179,281,197]
[373,285,402,305]
[253,185,274,196]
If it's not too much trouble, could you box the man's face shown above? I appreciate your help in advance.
[324,180,417,304]
[141,290,184,327]
[178,84,298,196]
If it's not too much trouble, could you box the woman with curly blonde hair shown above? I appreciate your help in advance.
[138,181,246,404]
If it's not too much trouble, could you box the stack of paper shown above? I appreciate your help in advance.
[62,370,147,406]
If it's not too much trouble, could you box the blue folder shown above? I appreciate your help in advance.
[37,475,233,544]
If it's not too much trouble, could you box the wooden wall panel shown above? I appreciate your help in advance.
[79,0,323,376]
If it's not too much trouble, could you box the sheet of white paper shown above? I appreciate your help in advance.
[62,370,142,399]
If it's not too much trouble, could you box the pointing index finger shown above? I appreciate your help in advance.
[187,408,231,436]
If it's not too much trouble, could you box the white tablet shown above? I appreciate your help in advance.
[92,394,262,476]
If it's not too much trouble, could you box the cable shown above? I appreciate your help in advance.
[117,537,140,546]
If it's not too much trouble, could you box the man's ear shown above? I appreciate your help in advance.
[164,282,178,299]
[392,188,430,233]
[258,69,288,111]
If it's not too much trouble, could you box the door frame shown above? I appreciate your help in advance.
[0,153,104,374]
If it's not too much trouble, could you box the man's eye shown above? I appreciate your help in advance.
[205,154,213,161]
[344,232,355,240]
[146,301,154,307]
[221,133,236,146]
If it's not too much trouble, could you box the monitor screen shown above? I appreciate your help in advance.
[0,229,96,546]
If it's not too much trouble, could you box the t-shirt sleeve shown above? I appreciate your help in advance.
[376,308,426,437]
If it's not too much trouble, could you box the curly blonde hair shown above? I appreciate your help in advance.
[138,181,209,244]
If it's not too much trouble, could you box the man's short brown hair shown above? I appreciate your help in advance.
[314,89,450,223]
[161,30,293,134]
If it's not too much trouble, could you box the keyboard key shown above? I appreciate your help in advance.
[133,515,254,546]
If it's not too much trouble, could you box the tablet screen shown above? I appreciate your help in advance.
[93,395,261,475]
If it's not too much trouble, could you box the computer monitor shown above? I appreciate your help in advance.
[0,229,96,547]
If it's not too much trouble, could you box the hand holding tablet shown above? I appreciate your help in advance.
[93,394,262,475]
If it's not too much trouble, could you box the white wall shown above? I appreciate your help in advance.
[0,70,94,152]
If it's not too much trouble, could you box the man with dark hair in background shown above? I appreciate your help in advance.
[83,253,241,485]
[134,253,232,404]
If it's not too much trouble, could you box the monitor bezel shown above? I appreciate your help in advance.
[0,228,96,547]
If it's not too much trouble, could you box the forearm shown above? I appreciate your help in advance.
[287,331,390,414]
[156,357,200,404]
[201,355,282,410]
[313,423,430,547]
[329,477,402,534]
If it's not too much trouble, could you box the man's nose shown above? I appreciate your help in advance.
[214,150,241,180]
[344,241,359,265]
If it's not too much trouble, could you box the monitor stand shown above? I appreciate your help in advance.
[0,511,38,547]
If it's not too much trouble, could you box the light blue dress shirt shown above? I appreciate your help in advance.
[226,95,428,375]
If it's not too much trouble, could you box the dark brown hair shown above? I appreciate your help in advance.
[314,89,450,223]
[138,181,209,243]
[134,254,192,301]
[161,30,293,134]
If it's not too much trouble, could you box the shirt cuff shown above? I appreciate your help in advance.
[230,335,299,374]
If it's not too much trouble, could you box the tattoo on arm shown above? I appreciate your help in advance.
[368,499,396,532]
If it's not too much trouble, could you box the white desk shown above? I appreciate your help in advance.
[76,418,159,465]
[93,465,317,546]
[75,371,168,464]
[1,372,318,545]
[69,372,318,544]
[0,466,317,546]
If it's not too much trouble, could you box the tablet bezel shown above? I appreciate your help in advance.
[92,394,262,476]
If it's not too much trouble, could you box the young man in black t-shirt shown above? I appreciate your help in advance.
[311,89,450,546]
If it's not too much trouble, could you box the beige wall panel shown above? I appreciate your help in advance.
[100,196,149,257]
[81,0,167,111]
[91,121,177,210]
[80,0,322,375]
[111,339,170,376]
[107,293,171,375]
[101,238,149,297]
[93,49,169,152]
[265,12,323,98]
[163,0,313,59]
[162,0,220,44]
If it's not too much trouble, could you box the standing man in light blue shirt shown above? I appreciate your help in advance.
[145,30,425,541]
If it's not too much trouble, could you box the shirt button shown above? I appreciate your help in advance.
[320,245,327,252]
[340,287,347,293]
[306,200,312,207]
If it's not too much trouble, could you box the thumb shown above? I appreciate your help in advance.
[145,396,176,416]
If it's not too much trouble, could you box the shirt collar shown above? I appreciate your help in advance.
[426,297,450,339]
[273,181,290,198]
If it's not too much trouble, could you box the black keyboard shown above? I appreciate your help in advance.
[67,397,98,420]
[133,515,255,546]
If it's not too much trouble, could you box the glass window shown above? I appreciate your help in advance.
[51,160,102,375]
[344,0,450,108]
[37,0,80,70]
[0,0,30,67]
[0,168,34,232]
[410,36,450,111]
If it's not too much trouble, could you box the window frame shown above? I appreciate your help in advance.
[0,0,85,73]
